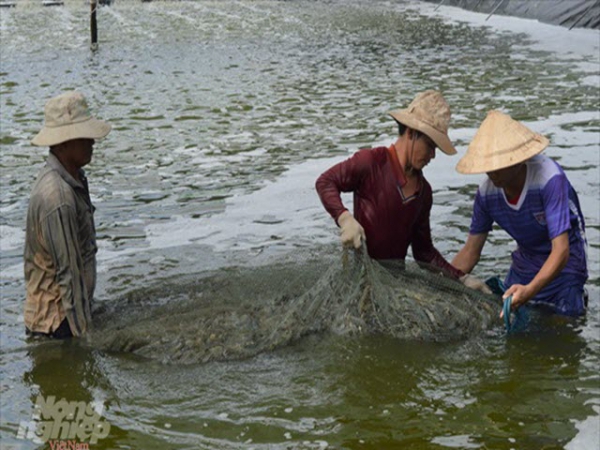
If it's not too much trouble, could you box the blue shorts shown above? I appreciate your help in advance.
[505,269,587,317]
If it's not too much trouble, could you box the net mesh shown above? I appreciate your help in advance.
[90,246,500,364]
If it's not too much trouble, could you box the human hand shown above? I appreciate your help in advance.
[459,274,492,294]
[499,283,533,318]
[337,211,366,249]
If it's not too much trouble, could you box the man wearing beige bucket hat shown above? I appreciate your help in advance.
[24,91,111,338]
[453,111,588,316]
[316,90,489,290]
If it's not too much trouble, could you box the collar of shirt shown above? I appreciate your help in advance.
[387,144,408,188]
[46,152,87,191]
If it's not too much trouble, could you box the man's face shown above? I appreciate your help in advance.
[411,132,436,170]
[486,164,521,188]
[64,138,95,167]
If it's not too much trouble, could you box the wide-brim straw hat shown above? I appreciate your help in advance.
[32,91,111,147]
[456,110,549,174]
[389,90,456,155]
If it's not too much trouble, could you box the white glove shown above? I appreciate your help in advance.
[337,211,366,249]
[460,274,492,294]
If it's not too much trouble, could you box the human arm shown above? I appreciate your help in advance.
[315,149,373,221]
[503,231,569,310]
[42,205,92,336]
[451,188,494,293]
[452,232,488,274]
[452,233,491,293]
[315,150,373,247]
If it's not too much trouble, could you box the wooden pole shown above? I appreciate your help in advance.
[91,0,98,50]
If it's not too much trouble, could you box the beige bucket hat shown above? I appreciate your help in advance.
[32,91,111,147]
[456,110,549,174]
[389,90,456,155]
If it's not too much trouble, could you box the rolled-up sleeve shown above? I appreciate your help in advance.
[315,150,373,224]
[41,205,90,336]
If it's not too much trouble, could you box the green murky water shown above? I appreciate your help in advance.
[1,1,598,449]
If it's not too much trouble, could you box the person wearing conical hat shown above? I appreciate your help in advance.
[24,91,111,338]
[453,111,588,316]
[316,90,489,291]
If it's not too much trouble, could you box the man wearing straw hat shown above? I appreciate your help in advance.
[316,90,489,292]
[452,111,588,316]
[24,91,111,338]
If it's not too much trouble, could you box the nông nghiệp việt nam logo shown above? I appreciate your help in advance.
[16,395,110,448]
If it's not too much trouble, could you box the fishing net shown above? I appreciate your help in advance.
[90,245,500,364]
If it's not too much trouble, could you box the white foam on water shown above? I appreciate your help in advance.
[431,434,482,449]
[142,156,341,253]
[582,75,600,87]
[565,404,600,450]
[1,262,22,281]
[0,225,25,253]
[535,111,600,131]
[102,2,157,41]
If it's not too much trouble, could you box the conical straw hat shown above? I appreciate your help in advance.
[389,90,456,155]
[456,110,549,174]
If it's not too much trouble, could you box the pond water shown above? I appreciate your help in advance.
[1,1,599,449]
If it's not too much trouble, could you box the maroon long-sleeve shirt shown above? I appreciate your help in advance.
[315,145,464,279]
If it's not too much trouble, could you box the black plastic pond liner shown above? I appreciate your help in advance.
[425,0,600,30]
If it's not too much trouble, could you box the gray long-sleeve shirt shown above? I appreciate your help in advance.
[24,153,97,336]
